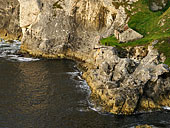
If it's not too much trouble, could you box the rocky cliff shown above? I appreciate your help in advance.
[2,0,170,115]
[19,0,145,55]
[0,0,21,40]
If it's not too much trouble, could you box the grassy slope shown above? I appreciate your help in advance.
[100,0,170,66]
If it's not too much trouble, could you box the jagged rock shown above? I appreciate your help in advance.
[0,0,21,40]
[83,44,170,114]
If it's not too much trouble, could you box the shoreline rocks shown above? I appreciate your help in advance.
[83,45,170,114]
[21,42,170,115]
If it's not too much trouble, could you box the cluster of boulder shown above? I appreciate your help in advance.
[83,44,170,114]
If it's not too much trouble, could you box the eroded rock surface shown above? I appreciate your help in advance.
[0,0,21,40]
[19,0,143,54]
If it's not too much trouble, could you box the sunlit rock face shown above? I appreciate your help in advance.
[19,0,115,54]
[149,0,169,11]
[18,0,143,55]
[0,0,22,40]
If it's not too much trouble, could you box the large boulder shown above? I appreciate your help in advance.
[0,0,21,40]
[114,28,143,43]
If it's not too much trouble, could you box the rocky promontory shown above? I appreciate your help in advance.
[0,0,170,115]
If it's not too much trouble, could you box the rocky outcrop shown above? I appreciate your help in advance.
[114,28,143,43]
[82,44,170,114]
[149,0,169,12]
[19,0,143,54]
[18,0,170,115]
[0,0,21,40]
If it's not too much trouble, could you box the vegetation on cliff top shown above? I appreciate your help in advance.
[100,0,170,66]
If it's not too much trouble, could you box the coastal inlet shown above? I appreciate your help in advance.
[0,40,170,128]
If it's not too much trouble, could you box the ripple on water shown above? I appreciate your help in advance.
[0,39,40,62]
[163,106,170,110]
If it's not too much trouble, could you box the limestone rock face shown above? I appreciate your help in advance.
[19,0,112,54]
[0,0,21,40]
[149,0,169,11]
[18,0,143,54]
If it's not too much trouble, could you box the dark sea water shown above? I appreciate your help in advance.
[0,40,170,128]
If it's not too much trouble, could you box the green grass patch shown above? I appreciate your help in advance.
[100,34,170,47]
[100,36,119,46]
